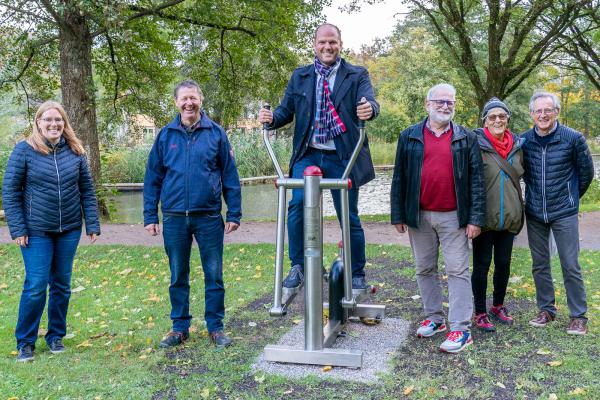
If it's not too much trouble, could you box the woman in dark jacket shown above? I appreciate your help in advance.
[2,101,100,361]
[472,98,524,332]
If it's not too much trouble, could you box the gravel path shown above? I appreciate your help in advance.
[1,211,599,249]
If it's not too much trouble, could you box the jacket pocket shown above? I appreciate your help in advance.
[567,181,574,207]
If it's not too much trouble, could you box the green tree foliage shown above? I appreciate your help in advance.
[0,0,325,186]
[351,17,543,142]
[559,2,600,91]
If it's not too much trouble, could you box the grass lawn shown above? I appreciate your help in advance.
[1,244,599,399]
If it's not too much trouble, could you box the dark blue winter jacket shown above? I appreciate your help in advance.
[2,138,100,239]
[521,122,594,223]
[143,113,241,225]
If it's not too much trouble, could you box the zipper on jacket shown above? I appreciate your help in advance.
[541,147,548,223]
[53,146,63,232]
[185,132,191,215]
[567,181,574,207]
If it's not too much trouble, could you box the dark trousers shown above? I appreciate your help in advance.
[527,214,587,318]
[471,230,514,314]
[288,147,366,277]
[162,214,225,334]
[16,228,81,349]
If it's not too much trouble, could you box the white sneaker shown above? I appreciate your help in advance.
[416,319,447,338]
[439,331,473,353]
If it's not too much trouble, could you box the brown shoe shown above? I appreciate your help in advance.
[529,310,555,327]
[566,318,587,335]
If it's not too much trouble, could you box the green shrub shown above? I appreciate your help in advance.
[582,178,600,205]
[228,130,292,178]
[0,146,12,208]
[101,147,150,184]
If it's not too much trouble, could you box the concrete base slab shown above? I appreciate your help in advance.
[253,317,410,383]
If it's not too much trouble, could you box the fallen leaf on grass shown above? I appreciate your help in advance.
[549,394,558,400]
[322,365,333,372]
[72,286,86,293]
[546,361,563,367]
[38,328,48,337]
[143,293,161,303]
[403,386,415,395]
[64,333,76,340]
[10,351,17,356]
[569,388,586,395]
[410,295,421,300]
[89,332,107,340]
[76,340,93,348]
[118,268,133,276]
[292,319,301,325]
[248,322,257,327]
[536,348,552,355]
[200,388,210,399]
[495,382,506,389]
[0,283,8,290]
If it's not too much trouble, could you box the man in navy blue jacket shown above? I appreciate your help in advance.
[522,91,594,335]
[258,23,379,291]
[144,80,241,348]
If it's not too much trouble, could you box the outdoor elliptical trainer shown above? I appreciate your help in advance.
[261,104,386,368]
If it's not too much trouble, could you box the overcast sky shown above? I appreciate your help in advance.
[322,0,408,51]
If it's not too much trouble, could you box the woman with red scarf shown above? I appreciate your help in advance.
[472,98,525,332]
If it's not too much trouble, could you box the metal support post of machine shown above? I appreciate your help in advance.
[261,104,386,368]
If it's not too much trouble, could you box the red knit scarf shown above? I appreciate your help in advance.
[484,127,513,159]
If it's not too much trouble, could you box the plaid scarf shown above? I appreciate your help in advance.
[313,57,346,143]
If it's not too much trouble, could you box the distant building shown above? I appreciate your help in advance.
[114,114,157,146]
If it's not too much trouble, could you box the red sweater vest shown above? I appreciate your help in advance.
[420,125,457,211]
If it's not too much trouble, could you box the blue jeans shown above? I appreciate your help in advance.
[16,228,81,349]
[162,214,225,334]
[288,147,366,277]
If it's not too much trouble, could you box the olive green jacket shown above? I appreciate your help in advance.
[475,128,525,234]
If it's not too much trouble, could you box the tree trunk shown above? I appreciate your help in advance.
[59,11,100,185]
[58,8,108,216]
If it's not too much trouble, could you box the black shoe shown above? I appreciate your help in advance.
[282,264,304,289]
[352,276,368,290]
[17,345,34,362]
[209,331,232,348]
[159,331,189,348]
[48,338,66,354]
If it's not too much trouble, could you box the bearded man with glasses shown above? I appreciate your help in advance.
[390,83,485,353]
[521,91,594,335]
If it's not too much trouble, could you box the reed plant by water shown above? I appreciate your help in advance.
[228,130,292,178]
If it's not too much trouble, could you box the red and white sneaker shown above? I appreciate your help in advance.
[440,331,473,353]
[416,319,447,338]
[489,305,514,326]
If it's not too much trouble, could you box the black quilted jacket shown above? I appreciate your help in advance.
[390,118,486,228]
[521,123,594,223]
[2,138,100,239]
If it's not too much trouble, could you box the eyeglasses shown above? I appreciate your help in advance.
[532,108,556,116]
[487,113,508,121]
[428,99,456,107]
[39,117,64,124]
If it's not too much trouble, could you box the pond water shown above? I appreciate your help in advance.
[110,155,600,224]
[110,171,393,224]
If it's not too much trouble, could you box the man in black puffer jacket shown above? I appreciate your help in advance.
[522,91,594,335]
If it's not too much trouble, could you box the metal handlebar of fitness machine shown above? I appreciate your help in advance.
[261,104,386,368]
